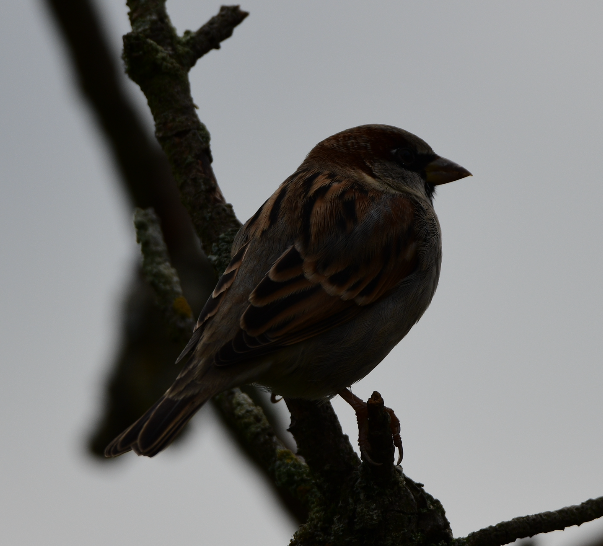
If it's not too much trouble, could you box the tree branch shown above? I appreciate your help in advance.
[133,208,194,340]
[457,496,603,546]
[44,0,218,458]
[123,1,243,258]
[180,6,249,69]
[44,0,207,256]
[285,398,359,494]
[213,389,317,514]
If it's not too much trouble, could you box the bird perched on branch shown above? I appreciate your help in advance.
[105,124,471,462]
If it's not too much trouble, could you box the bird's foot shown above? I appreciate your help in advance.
[338,388,403,466]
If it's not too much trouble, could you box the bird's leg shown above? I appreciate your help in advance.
[270,392,282,403]
[338,388,380,465]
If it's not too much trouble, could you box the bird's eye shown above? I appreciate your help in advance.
[396,148,416,165]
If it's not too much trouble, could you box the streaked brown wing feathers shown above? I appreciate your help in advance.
[175,242,249,364]
[213,177,419,366]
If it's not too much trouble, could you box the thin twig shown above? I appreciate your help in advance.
[181,6,249,69]
[457,496,603,546]
[133,208,194,340]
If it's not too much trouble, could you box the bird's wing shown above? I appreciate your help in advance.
[204,170,421,366]
[104,172,420,457]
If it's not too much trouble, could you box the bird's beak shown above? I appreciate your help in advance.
[425,156,472,186]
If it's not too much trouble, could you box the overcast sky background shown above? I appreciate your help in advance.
[1,1,602,545]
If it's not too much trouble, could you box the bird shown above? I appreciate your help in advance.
[105,124,471,461]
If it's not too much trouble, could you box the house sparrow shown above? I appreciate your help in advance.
[105,124,471,460]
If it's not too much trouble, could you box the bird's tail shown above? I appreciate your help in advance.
[104,393,207,458]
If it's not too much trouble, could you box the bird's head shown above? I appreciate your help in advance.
[303,124,471,202]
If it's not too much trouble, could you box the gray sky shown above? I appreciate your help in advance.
[1,1,602,545]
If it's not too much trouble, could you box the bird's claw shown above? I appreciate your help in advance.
[385,407,403,465]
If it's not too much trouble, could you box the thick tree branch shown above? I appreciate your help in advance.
[457,496,603,546]
[214,389,317,512]
[44,0,206,257]
[285,398,359,492]
[44,0,217,458]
